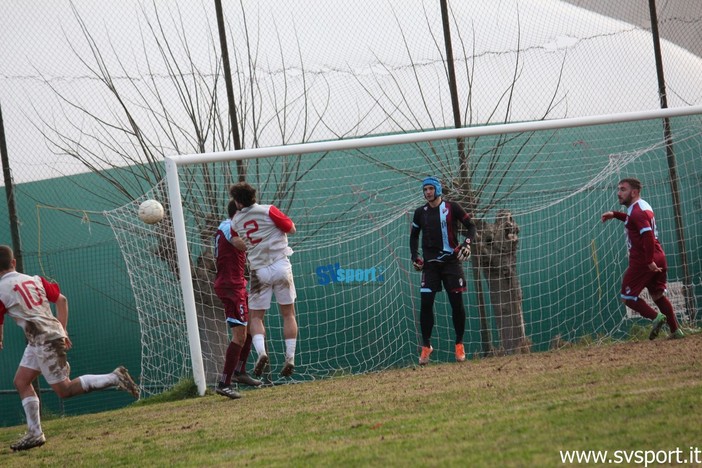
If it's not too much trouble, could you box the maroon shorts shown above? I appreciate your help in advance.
[214,286,249,327]
[620,264,667,300]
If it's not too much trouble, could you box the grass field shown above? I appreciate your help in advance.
[1,333,700,467]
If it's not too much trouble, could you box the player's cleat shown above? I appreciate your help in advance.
[649,313,666,340]
[455,343,466,362]
[668,329,685,340]
[253,353,269,377]
[215,384,241,400]
[419,346,433,366]
[232,371,263,387]
[11,432,46,451]
[113,366,140,398]
[280,356,295,377]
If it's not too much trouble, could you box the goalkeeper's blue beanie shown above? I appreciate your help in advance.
[422,176,442,196]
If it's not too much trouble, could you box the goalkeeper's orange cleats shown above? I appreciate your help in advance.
[455,343,466,362]
[419,346,433,365]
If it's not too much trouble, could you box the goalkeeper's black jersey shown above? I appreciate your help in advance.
[410,200,476,262]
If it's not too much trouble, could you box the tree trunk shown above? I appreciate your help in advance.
[476,210,530,354]
[192,248,229,386]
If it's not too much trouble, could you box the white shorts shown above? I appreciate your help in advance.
[20,339,70,385]
[249,257,297,310]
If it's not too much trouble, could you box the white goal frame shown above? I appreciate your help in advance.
[165,104,702,395]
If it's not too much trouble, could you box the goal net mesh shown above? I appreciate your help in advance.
[105,112,702,395]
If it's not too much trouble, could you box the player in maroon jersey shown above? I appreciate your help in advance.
[410,176,476,365]
[213,200,262,399]
[0,245,138,451]
[601,178,683,340]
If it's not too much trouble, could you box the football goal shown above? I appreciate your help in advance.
[106,105,702,396]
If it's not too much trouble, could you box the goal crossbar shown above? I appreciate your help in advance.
[165,105,702,395]
[168,105,702,166]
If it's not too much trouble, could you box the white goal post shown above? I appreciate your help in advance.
[164,104,702,396]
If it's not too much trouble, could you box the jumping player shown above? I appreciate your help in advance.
[229,182,298,378]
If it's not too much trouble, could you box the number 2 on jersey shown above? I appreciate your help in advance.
[243,220,262,245]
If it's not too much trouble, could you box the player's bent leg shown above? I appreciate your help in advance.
[13,366,42,399]
[50,377,87,399]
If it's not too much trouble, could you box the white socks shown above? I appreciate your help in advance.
[252,334,266,356]
[22,396,42,436]
[253,334,295,361]
[79,373,119,392]
[285,338,296,361]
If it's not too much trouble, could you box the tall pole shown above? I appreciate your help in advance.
[0,102,23,272]
[648,0,695,322]
[440,0,493,355]
[214,0,245,181]
[0,102,41,402]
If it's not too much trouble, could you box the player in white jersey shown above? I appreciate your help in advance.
[230,182,298,378]
[0,245,139,451]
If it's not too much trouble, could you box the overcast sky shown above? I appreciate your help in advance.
[1,0,701,184]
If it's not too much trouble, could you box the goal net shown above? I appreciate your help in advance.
[106,107,702,396]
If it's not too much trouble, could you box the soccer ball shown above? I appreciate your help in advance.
[138,199,165,224]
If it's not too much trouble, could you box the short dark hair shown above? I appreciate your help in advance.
[619,178,642,191]
[0,245,14,271]
[229,182,257,208]
[227,199,238,218]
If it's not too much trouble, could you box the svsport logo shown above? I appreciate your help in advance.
[315,263,385,285]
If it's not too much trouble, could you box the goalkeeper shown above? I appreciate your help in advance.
[409,176,476,365]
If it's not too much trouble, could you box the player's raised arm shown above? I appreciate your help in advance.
[601,211,626,223]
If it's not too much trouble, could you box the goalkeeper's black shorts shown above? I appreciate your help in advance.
[420,260,466,294]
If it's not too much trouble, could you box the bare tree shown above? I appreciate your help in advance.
[352,4,569,355]
[34,2,332,384]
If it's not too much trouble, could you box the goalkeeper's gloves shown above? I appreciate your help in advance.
[412,257,424,271]
[456,238,471,261]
